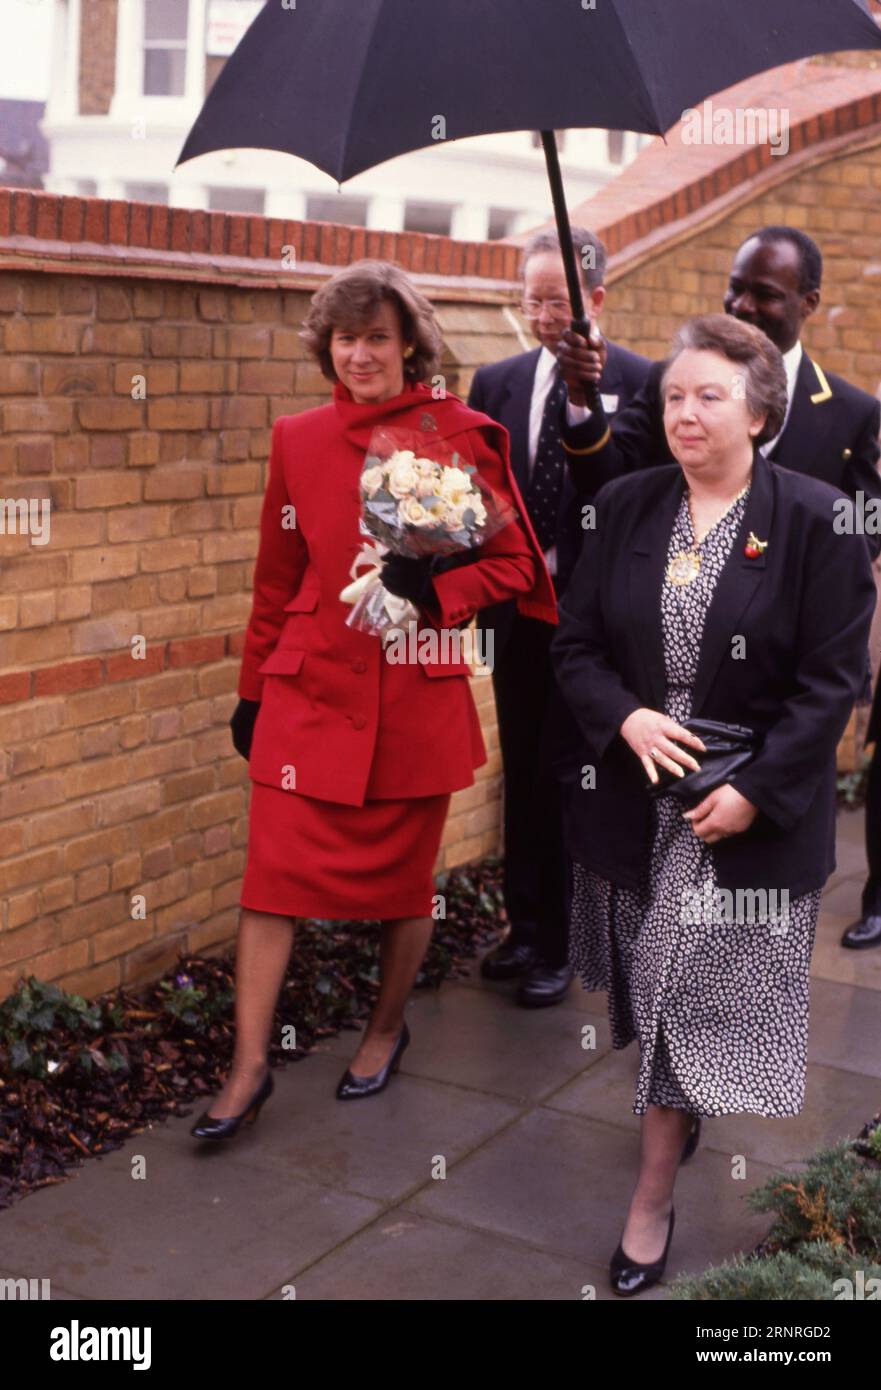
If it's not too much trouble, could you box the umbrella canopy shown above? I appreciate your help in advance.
[177,0,881,182]
[176,0,881,402]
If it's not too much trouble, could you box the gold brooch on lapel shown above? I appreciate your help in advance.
[419,411,438,431]
[744,531,768,560]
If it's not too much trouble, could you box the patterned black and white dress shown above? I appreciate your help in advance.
[569,485,821,1118]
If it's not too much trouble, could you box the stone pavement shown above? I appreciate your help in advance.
[2,809,879,1301]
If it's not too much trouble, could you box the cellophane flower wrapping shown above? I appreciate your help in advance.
[341,425,517,636]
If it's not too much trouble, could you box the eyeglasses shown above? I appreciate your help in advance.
[520,298,572,319]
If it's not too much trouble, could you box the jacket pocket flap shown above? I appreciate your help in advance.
[258,648,305,676]
[421,662,471,678]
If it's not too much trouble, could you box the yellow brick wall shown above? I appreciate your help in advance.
[0,272,520,996]
[600,140,881,393]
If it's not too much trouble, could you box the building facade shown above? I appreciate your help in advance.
[42,0,646,237]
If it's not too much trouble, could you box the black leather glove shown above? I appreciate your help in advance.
[379,553,437,608]
[230,697,261,760]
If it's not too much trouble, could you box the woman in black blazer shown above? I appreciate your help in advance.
[551,313,876,1295]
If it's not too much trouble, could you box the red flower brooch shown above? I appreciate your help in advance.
[744,531,768,560]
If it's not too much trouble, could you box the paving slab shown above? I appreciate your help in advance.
[819,871,864,918]
[311,983,611,1104]
[0,1272,82,1300]
[454,961,609,1017]
[281,1209,664,1301]
[548,1050,877,1168]
[405,1107,778,1283]
[812,911,881,991]
[807,977,881,1080]
[829,807,868,874]
[151,1049,522,1205]
[0,1129,379,1301]
[1,806,879,1301]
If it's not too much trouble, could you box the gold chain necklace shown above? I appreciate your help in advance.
[666,480,751,587]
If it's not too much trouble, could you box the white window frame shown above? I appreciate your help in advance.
[142,0,189,98]
[111,0,208,122]
[45,0,81,125]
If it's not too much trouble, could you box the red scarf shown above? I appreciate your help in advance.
[333,379,557,626]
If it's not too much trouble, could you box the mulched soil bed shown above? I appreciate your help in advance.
[0,856,506,1212]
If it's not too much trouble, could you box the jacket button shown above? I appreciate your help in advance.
[352,714,367,730]
[352,659,367,674]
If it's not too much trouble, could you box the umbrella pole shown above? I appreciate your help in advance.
[540,129,603,412]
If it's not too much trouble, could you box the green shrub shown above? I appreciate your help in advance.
[747,1143,881,1257]
[0,977,107,1079]
[670,1141,881,1299]
[669,1241,881,1300]
[155,975,233,1032]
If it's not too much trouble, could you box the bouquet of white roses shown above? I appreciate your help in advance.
[339,425,515,636]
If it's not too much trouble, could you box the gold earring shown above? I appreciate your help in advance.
[403,346,415,359]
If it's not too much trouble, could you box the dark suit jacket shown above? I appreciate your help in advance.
[468,340,651,656]
[561,350,881,558]
[550,451,876,898]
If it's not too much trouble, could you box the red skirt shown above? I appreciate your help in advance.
[239,781,451,921]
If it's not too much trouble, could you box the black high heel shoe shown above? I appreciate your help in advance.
[680,1116,701,1165]
[190,1068,273,1141]
[336,1021,410,1100]
[609,1206,675,1297]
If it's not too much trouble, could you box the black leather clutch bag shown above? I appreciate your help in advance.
[646,717,758,802]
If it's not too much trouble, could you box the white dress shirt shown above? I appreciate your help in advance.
[759,339,803,457]
[527,346,563,575]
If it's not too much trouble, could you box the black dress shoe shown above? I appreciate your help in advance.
[516,960,574,1008]
[610,1206,675,1296]
[336,1021,410,1100]
[190,1068,273,1142]
[479,940,539,981]
[841,915,881,950]
[680,1116,701,1164]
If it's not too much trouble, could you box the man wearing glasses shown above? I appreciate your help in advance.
[468,227,651,1006]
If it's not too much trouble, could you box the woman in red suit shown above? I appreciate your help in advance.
[192,259,556,1139]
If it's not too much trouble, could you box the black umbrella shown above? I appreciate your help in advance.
[177,0,881,387]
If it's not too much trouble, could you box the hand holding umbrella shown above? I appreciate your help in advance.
[556,326,609,409]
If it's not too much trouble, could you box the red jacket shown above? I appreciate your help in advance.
[237,380,556,806]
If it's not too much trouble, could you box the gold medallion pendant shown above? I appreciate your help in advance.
[666,549,701,585]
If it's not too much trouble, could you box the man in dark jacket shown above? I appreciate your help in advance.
[469,225,650,1006]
